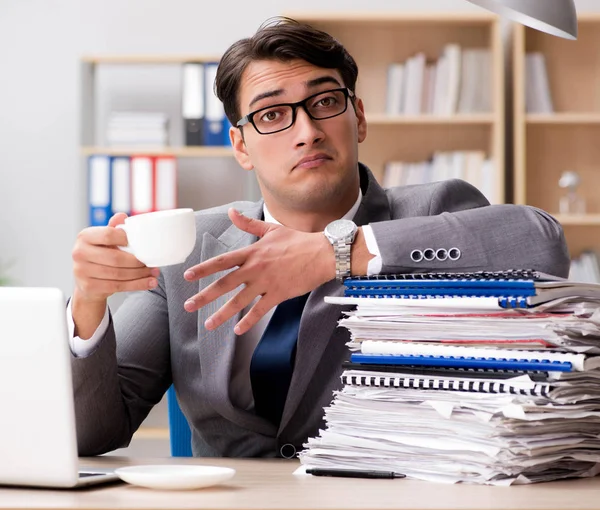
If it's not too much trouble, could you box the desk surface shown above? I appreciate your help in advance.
[2,457,600,510]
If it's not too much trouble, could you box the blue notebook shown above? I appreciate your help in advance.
[342,269,600,308]
[350,353,573,372]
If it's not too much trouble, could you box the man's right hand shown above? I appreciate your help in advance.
[71,213,159,339]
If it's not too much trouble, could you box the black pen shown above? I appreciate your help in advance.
[306,468,405,479]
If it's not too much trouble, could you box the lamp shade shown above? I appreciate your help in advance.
[466,0,578,39]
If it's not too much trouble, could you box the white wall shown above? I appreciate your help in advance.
[0,0,599,294]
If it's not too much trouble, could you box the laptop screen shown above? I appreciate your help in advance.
[0,287,81,487]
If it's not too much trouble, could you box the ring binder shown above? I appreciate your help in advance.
[350,353,574,372]
[344,269,561,281]
[341,373,551,397]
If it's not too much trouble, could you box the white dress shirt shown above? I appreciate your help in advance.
[67,188,382,409]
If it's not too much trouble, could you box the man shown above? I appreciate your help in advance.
[70,17,569,459]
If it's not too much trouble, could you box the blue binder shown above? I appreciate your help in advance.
[203,62,228,146]
[88,155,112,227]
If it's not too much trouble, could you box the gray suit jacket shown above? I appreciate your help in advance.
[71,165,570,458]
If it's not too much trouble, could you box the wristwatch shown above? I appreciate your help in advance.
[324,219,358,283]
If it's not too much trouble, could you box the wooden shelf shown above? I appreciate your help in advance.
[81,55,222,65]
[514,19,600,258]
[287,11,497,24]
[81,146,234,158]
[554,214,600,226]
[367,114,495,125]
[526,113,600,125]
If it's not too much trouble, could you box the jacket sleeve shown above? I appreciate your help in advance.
[70,279,172,456]
[369,179,570,278]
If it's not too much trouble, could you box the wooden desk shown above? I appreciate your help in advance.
[1,456,600,510]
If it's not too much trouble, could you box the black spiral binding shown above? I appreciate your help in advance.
[346,269,545,282]
[341,374,550,397]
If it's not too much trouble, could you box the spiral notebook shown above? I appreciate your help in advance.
[341,371,551,397]
[353,341,600,372]
[345,269,560,282]
[341,361,551,382]
[334,269,600,309]
[350,353,573,372]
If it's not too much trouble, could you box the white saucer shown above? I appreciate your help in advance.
[115,465,236,490]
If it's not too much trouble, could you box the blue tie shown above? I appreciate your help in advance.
[250,294,309,426]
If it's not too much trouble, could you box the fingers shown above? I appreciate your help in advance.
[184,269,245,313]
[228,208,272,238]
[233,296,275,335]
[199,285,266,334]
[75,260,159,282]
[108,212,128,228]
[72,220,156,301]
[73,244,146,269]
[184,250,247,281]
[77,274,159,297]
[78,225,129,247]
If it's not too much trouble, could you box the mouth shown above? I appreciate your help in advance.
[293,153,333,170]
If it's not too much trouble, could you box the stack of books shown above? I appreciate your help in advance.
[299,269,600,485]
[382,151,495,204]
[570,251,600,284]
[106,111,169,147]
[385,44,491,116]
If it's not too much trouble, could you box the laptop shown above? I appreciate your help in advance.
[0,287,120,488]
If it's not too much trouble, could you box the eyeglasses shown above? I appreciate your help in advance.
[236,87,354,135]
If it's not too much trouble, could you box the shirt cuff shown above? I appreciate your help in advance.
[361,225,382,275]
[66,298,110,358]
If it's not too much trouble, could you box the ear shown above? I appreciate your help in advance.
[230,126,254,170]
[353,97,367,144]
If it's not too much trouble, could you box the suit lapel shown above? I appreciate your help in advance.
[197,202,277,436]
[279,165,392,432]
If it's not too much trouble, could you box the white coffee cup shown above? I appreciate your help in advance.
[116,208,196,267]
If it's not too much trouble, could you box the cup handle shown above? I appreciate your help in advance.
[115,224,135,255]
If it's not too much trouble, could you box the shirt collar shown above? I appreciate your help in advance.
[263,187,363,227]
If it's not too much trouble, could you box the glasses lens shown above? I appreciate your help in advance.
[253,105,294,134]
[307,89,348,120]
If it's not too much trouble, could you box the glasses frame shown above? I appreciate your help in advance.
[236,87,355,135]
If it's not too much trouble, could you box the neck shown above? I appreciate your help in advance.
[264,185,360,233]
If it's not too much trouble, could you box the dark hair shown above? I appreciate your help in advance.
[215,16,358,125]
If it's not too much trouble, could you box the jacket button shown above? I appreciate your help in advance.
[436,248,448,261]
[448,247,461,261]
[410,249,423,262]
[279,443,297,459]
[423,248,435,261]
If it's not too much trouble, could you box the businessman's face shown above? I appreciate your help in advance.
[231,59,367,216]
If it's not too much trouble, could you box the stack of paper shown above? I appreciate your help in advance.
[106,111,169,146]
[299,270,600,485]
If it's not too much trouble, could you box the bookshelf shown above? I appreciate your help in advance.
[80,146,234,158]
[287,11,506,204]
[513,14,600,260]
[79,54,256,214]
[80,54,227,150]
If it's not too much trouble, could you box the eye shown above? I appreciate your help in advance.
[258,108,285,123]
[313,95,338,108]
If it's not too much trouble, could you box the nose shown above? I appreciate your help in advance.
[292,106,325,147]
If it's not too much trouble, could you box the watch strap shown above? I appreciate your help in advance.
[333,239,352,283]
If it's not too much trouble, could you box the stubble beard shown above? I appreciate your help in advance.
[262,172,352,214]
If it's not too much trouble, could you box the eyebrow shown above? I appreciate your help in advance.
[247,75,343,109]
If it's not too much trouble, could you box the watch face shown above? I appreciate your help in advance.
[327,219,356,238]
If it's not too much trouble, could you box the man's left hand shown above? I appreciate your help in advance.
[183,208,335,335]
